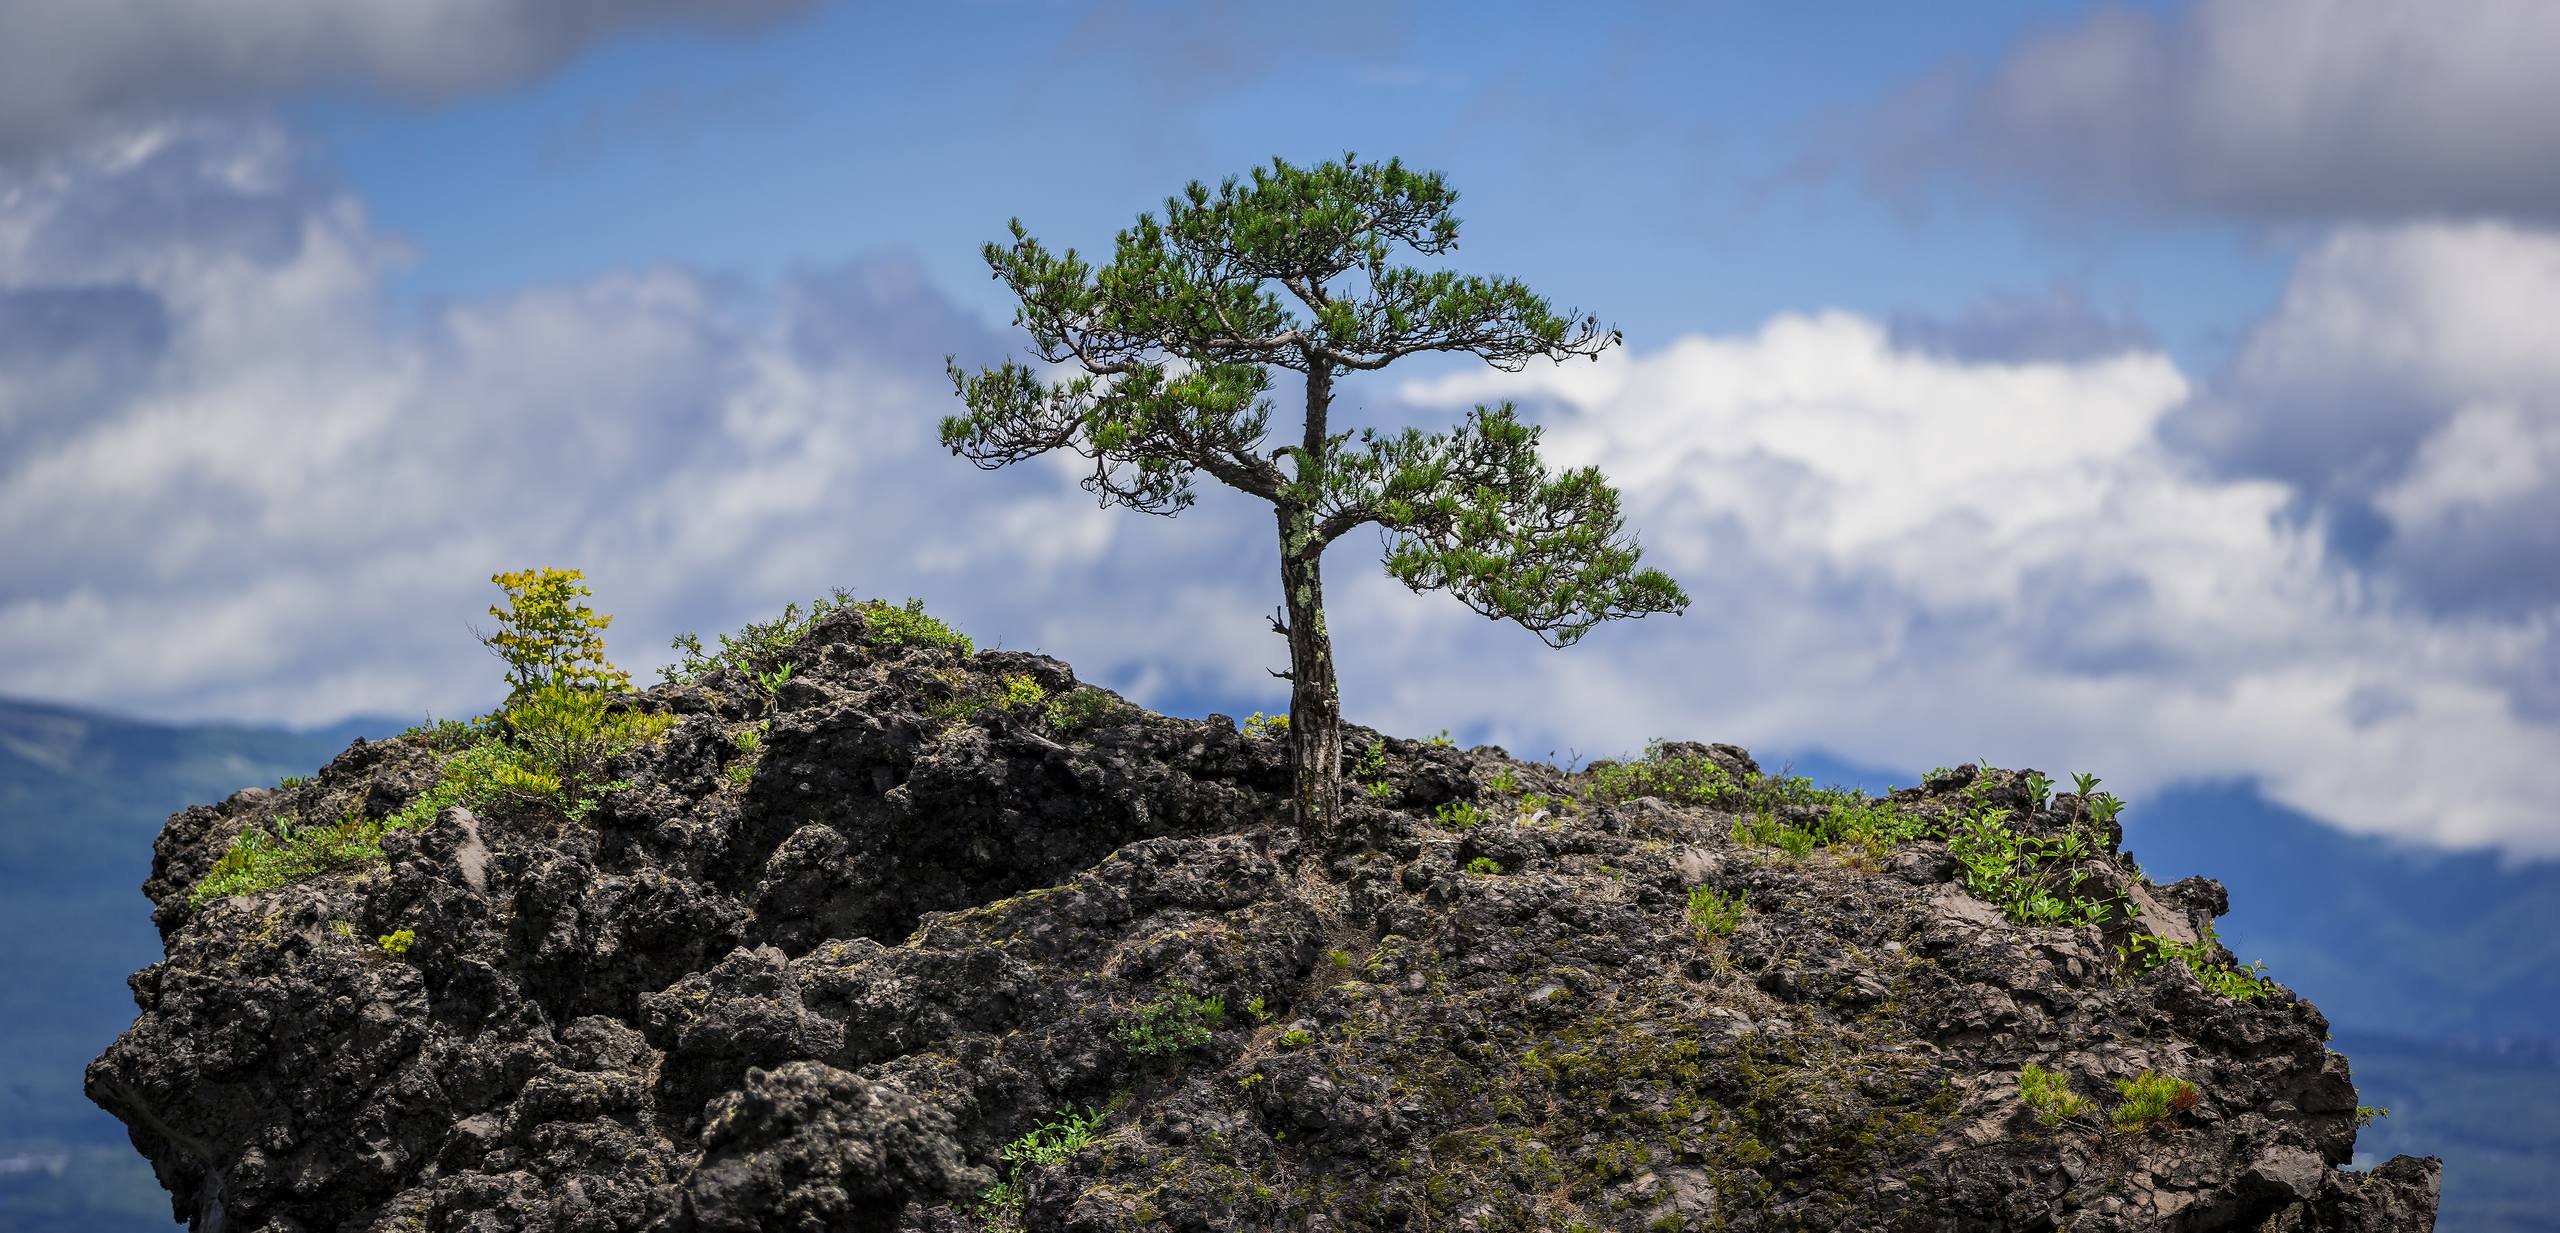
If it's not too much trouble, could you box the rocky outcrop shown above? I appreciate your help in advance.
[88,607,2439,1231]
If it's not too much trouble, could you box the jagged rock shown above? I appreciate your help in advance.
[88,611,2437,1230]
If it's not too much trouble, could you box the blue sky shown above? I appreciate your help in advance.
[4,0,2557,857]
[303,1,2280,369]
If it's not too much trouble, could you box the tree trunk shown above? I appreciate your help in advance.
[1278,511,1343,845]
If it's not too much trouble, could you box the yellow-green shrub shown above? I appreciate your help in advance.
[479,568,632,701]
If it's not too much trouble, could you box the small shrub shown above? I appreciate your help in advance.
[1354,741,1388,781]
[376,928,415,958]
[2021,771,2054,811]
[1243,996,1274,1025]
[1489,766,1520,795]
[2109,1072,2199,1132]
[1114,990,1225,1058]
[998,673,1047,710]
[1327,948,1355,969]
[2119,930,2280,1001]
[1426,729,1455,747]
[662,589,861,684]
[1043,686,1113,732]
[192,814,389,906]
[478,568,633,701]
[1242,711,1289,739]
[1686,886,1747,938]
[1365,780,1396,800]
[2355,1105,2389,1128]
[1581,740,1742,808]
[275,774,308,789]
[860,596,973,654]
[978,1105,1106,1226]
[2018,1063,2094,1126]
[1278,1028,1314,1049]
[1466,856,1503,876]
[400,716,478,750]
[1946,807,2119,927]
[755,663,796,693]
[1435,801,1488,830]
[499,683,673,802]
[732,724,765,755]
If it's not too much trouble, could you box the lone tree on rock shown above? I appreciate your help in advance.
[944,154,1687,842]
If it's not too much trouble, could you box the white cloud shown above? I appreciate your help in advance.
[0,120,1156,727]
[2165,221,2560,620]
[1912,0,2560,220]
[1389,310,2560,856]
[0,0,812,155]
[4,118,2554,862]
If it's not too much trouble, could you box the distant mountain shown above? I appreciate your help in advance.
[0,696,402,1232]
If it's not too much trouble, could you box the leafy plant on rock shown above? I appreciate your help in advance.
[977,1105,1107,1228]
[2109,1071,2200,1132]
[2017,1063,2093,1126]
[1686,886,1747,938]
[1114,989,1226,1059]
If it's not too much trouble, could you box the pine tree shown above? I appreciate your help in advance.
[944,154,1687,843]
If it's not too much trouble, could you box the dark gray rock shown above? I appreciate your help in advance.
[87,617,2438,1231]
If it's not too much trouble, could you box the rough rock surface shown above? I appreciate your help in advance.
[89,608,2440,1231]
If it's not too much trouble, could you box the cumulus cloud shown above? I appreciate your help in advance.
[1893,0,2560,220]
[1392,312,2560,856]
[2163,221,2560,623]
[0,119,1216,726]
[5,119,2554,860]
[0,0,810,155]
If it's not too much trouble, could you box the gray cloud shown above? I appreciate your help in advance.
[1887,283,2158,365]
[0,0,811,155]
[1892,0,2560,221]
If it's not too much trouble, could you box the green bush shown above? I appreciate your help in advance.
[2119,930,2280,1001]
[193,574,669,909]
[1434,800,1487,830]
[191,811,399,907]
[1043,686,1114,732]
[1581,741,1743,807]
[2109,1071,2199,1132]
[1242,711,1289,739]
[978,1105,1106,1227]
[1114,990,1226,1058]
[479,568,632,701]
[498,682,673,801]
[1946,808,2118,927]
[663,589,860,683]
[998,673,1047,709]
[861,596,973,654]
[1686,886,1747,937]
[2018,1063,2093,1126]
[1466,856,1503,876]
[376,929,415,958]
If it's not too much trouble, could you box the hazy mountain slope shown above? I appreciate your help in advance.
[0,697,400,1232]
